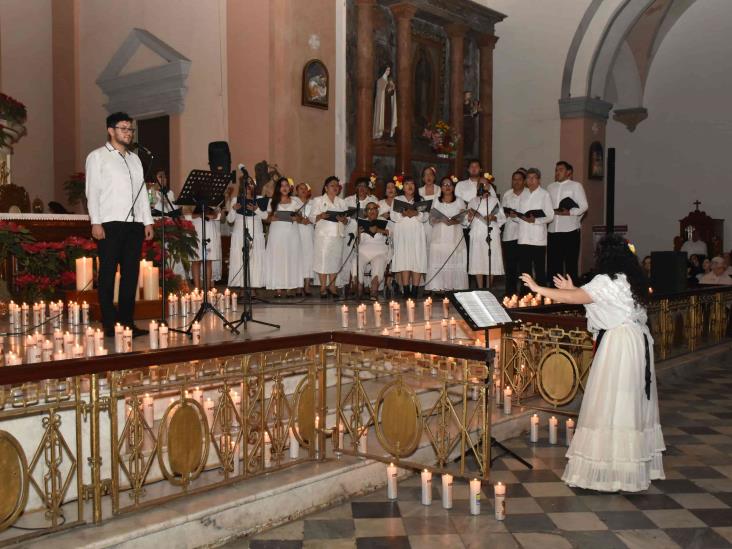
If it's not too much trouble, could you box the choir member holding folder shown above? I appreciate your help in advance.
[227,177,267,290]
[264,178,304,297]
[309,176,349,297]
[354,202,391,299]
[391,176,430,298]
[295,182,315,296]
[426,176,468,292]
[467,178,506,288]
[501,170,527,296]
[515,168,554,292]
[340,178,378,291]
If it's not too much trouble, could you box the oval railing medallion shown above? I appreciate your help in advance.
[0,431,29,532]
[375,381,422,458]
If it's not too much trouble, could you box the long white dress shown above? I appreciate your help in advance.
[391,196,428,273]
[467,195,506,275]
[226,196,266,288]
[298,200,315,283]
[189,210,222,262]
[420,187,440,285]
[309,194,346,275]
[426,198,468,291]
[263,197,304,290]
[563,274,665,492]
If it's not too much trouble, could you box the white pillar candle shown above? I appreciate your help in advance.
[204,397,215,427]
[8,301,15,324]
[340,305,349,328]
[392,324,400,337]
[393,303,400,325]
[81,301,90,324]
[421,469,432,505]
[72,343,84,359]
[264,432,271,468]
[75,257,93,291]
[96,346,108,356]
[358,427,368,454]
[114,324,124,352]
[113,271,121,303]
[440,319,448,341]
[423,297,432,320]
[494,482,506,520]
[24,335,36,364]
[338,422,345,450]
[441,473,453,509]
[494,376,502,406]
[373,302,382,327]
[53,350,66,361]
[231,292,238,311]
[406,299,415,323]
[549,416,558,445]
[85,327,96,357]
[191,387,203,406]
[63,331,74,356]
[381,328,389,336]
[122,327,133,352]
[503,387,512,415]
[470,478,481,515]
[41,339,53,362]
[142,394,154,428]
[566,418,575,446]
[32,303,40,326]
[168,294,177,317]
[405,323,413,339]
[149,320,159,349]
[471,379,479,401]
[181,295,189,316]
[159,324,169,348]
[191,321,201,344]
[530,414,539,443]
[21,302,29,325]
[449,316,457,340]
[138,259,149,289]
[143,266,160,300]
[72,302,80,325]
[424,321,432,340]
[314,414,320,455]
[356,304,366,329]
[289,427,299,459]
[224,288,231,310]
[442,297,450,318]
[386,463,398,500]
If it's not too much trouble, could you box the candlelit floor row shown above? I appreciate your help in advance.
[225,360,732,549]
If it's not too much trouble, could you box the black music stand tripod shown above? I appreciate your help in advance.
[176,169,239,336]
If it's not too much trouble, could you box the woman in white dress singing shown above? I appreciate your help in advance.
[309,176,348,298]
[520,234,665,492]
[391,175,428,298]
[467,178,505,288]
[425,176,468,292]
[264,178,304,297]
[227,177,266,292]
[295,182,315,296]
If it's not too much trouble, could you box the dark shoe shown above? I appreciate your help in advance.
[131,326,149,338]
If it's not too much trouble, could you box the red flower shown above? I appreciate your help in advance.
[60,270,76,287]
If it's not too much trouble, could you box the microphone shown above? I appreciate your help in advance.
[133,143,154,158]
[237,163,249,178]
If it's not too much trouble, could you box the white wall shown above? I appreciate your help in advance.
[477,0,591,193]
[0,0,54,204]
[607,0,732,258]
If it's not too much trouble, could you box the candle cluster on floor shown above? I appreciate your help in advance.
[166,287,238,317]
[502,293,553,308]
[529,413,575,445]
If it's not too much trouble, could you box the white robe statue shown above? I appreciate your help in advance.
[373,67,397,139]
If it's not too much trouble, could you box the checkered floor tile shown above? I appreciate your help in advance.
[226,363,732,548]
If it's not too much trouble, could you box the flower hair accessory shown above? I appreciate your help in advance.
[392,175,404,191]
[301,182,312,192]
[287,177,295,188]
[626,240,637,255]
[450,175,458,183]
[369,173,377,189]
[429,166,437,175]
[483,172,495,182]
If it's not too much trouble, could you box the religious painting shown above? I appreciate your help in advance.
[588,141,604,180]
[302,59,329,109]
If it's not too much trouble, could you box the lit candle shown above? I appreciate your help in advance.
[381,328,389,336]
[81,301,90,324]
[224,288,231,310]
[494,482,506,520]
[289,427,299,459]
[85,327,96,357]
[530,414,539,443]
[21,302,29,325]
[503,387,512,415]
[386,462,398,500]
[405,323,413,339]
[231,292,238,312]
[406,299,415,323]
[123,326,133,352]
[358,427,368,454]
[142,394,154,428]
[373,302,382,327]
[71,302,80,325]
[75,257,93,291]
[63,331,74,356]
[340,305,349,328]
[264,432,272,467]
[191,321,201,345]
[389,300,396,323]
[314,414,320,455]
[423,297,432,320]
[96,346,108,356]
[549,416,558,445]
[53,350,66,361]
[424,321,432,340]
[192,387,203,406]
[25,335,37,364]
[469,478,481,515]
[159,324,169,348]
[440,319,448,341]
[41,339,53,362]
[441,473,453,509]
[392,303,400,325]
[356,304,366,329]
[421,469,432,505]
[143,266,159,300]
[114,323,124,353]
[168,294,178,317]
[442,297,450,318]
[337,421,345,450]
[449,317,457,340]
[566,418,575,446]
[392,324,400,337]
[149,320,159,349]
[32,303,40,326]
[138,259,149,290]
[72,343,84,359]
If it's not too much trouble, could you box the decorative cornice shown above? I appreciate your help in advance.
[390,2,418,20]
[478,34,499,50]
[559,96,613,120]
[612,107,648,132]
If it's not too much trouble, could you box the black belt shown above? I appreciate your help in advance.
[596,328,651,400]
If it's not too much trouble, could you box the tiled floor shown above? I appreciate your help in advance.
[224,362,732,548]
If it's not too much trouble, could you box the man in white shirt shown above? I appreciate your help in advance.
[501,170,526,296]
[547,161,588,285]
[85,112,154,337]
[455,159,497,204]
[680,230,708,259]
[516,168,554,292]
[699,257,732,285]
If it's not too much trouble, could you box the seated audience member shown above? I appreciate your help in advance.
[697,258,711,282]
[699,257,732,285]
[642,256,651,279]
[725,252,732,276]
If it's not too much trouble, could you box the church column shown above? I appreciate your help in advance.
[446,24,467,176]
[353,0,376,185]
[478,34,498,173]
[391,3,416,175]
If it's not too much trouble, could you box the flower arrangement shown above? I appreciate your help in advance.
[64,172,87,212]
[0,220,34,264]
[392,174,404,191]
[422,120,460,158]
[0,93,28,152]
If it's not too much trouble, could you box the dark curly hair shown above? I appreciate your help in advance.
[594,233,650,306]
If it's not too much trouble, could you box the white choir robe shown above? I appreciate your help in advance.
[468,195,506,275]
[425,198,469,291]
[298,200,315,283]
[309,194,347,275]
[226,196,266,288]
[338,194,378,287]
[391,196,428,273]
[263,198,304,290]
[419,188,440,286]
[352,229,391,284]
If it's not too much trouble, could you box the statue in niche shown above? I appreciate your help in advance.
[373,66,397,140]
[413,48,434,131]
[463,91,481,155]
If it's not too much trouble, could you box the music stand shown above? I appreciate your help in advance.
[176,169,239,336]
[448,290,532,469]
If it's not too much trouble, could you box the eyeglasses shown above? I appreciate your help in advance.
[114,126,136,134]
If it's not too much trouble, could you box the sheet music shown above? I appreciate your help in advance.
[454,291,512,328]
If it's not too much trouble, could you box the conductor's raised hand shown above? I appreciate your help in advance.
[553,274,575,290]
[519,273,540,293]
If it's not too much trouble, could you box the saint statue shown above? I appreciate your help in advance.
[373,67,397,140]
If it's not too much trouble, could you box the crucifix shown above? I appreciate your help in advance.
[693,200,701,211]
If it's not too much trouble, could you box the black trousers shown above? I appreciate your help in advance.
[96,221,144,331]
[547,229,580,285]
[518,244,546,294]
[503,240,520,296]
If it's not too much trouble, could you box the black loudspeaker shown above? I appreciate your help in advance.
[208,141,231,174]
[650,251,688,294]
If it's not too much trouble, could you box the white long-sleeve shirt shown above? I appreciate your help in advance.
[500,188,525,242]
[455,178,497,204]
[309,194,347,238]
[85,144,153,226]
[547,179,588,233]
[517,186,554,246]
